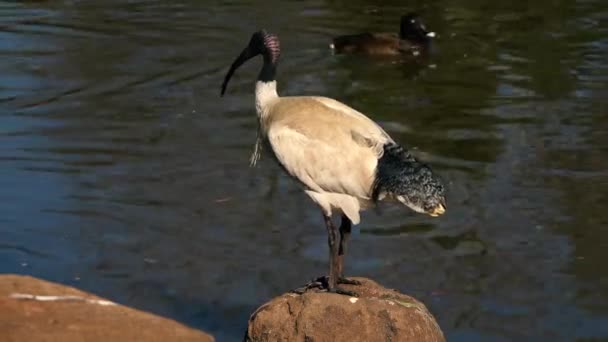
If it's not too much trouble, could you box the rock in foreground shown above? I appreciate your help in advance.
[245,277,444,342]
[0,274,214,342]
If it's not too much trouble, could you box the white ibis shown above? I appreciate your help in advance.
[331,13,435,56]
[220,30,446,295]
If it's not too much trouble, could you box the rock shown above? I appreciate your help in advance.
[0,274,214,342]
[245,277,444,342]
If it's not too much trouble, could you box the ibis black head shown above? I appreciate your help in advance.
[220,30,281,96]
[400,13,435,43]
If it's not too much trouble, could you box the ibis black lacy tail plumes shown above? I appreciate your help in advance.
[373,143,446,217]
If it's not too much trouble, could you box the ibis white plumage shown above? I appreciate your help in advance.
[221,30,446,295]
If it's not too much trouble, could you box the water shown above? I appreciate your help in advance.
[1,0,607,340]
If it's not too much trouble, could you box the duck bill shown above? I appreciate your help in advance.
[220,46,257,96]
[426,31,436,38]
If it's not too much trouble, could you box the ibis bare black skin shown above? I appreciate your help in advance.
[221,30,446,296]
[221,31,279,96]
[331,13,435,56]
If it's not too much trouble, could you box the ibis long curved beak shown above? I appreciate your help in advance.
[220,46,257,97]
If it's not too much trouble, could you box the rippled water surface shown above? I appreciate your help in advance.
[1,0,607,340]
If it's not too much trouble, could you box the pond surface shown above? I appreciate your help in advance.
[1,0,607,340]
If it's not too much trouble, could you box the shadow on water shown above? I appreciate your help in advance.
[1,0,608,341]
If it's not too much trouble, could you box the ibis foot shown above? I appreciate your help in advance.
[292,279,324,294]
[311,275,362,286]
[292,276,359,297]
[338,276,361,285]
[328,287,358,297]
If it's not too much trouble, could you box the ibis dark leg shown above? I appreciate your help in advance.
[292,214,357,296]
[337,215,361,285]
[323,214,340,291]
[320,214,357,296]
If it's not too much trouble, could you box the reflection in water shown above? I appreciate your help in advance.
[1,0,607,340]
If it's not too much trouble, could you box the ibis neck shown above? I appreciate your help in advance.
[255,80,278,120]
[255,55,279,122]
[257,55,277,83]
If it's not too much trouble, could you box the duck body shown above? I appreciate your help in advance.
[331,32,425,56]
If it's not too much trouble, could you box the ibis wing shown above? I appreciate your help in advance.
[267,125,377,199]
[310,97,394,155]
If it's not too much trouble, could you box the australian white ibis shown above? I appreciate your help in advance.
[220,30,446,295]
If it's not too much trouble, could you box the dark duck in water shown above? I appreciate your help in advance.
[331,13,435,56]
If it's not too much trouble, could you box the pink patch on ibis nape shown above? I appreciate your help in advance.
[263,34,281,63]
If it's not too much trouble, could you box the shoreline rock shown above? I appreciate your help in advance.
[0,274,214,342]
[245,277,445,342]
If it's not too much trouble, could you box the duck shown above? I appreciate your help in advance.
[220,30,446,295]
[330,13,435,56]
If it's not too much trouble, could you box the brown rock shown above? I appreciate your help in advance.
[245,277,445,342]
[0,274,214,342]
